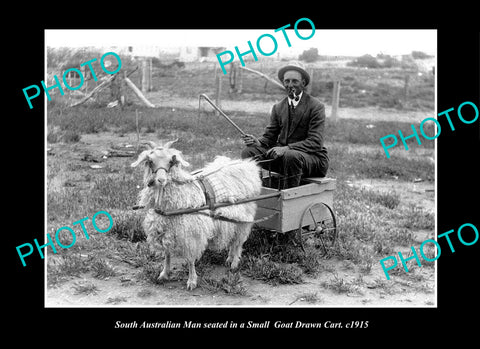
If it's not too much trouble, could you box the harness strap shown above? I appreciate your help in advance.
[151,155,180,174]
[135,157,279,224]
[133,205,278,224]
[197,177,216,211]
[196,210,279,224]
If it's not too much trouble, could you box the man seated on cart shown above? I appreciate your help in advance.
[241,61,329,189]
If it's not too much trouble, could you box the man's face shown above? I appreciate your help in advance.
[283,70,305,99]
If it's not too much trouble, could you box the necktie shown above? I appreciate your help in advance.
[288,102,295,134]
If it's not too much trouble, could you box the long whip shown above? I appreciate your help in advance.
[198,93,246,136]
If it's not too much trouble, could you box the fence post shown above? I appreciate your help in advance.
[215,71,222,115]
[331,80,340,121]
[228,63,243,94]
[307,67,314,94]
[141,58,147,93]
[135,109,140,152]
[403,74,410,103]
[141,57,152,93]
[82,65,89,94]
[238,64,243,93]
[149,58,152,91]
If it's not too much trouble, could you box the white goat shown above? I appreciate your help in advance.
[131,139,262,290]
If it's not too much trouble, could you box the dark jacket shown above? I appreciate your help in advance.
[258,93,327,155]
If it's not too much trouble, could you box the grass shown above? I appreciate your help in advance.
[106,296,128,305]
[91,258,117,279]
[108,210,146,242]
[328,144,434,182]
[200,269,248,296]
[321,271,363,295]
[290,292,323,305]
[48,103,434,149]
[329,179,434,275]
[401,204,435,230]
[366,190,401,209]
[47,104,434,182]
[46,68,435,295]
[72,280,99,295]
[47,253,90,287]
[242,256,304,285]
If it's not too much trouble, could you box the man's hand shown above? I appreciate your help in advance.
[266,146,289,159]
[242,134,261,147]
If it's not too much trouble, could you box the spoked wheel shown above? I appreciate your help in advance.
[297,202,337,256]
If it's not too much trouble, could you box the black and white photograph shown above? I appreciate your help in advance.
[8,6,480,338]
[42,28,438,308]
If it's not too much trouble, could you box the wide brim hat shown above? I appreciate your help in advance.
[278,61,310,86]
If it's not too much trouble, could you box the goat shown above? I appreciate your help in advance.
[131,139,261,290]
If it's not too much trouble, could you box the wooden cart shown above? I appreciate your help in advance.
[255,171,337,254]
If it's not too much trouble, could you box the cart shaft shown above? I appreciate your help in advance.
[155,191,281,216]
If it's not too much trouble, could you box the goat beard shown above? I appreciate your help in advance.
[138,183,165,209]
[154,185,164,207]
[139,167,165,208]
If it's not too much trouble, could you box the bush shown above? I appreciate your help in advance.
[347,54,404,69]
[47,126,80,143]
[347,54,382,69]
[62,130,81,143]
[411,51,432,59]
[242,256,304,285]
[381,56,401,68]
[299,47,320,63]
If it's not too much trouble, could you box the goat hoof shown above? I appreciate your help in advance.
[225,258,232,269]
[157,272,170,283]
[186,280,197,291]
[229,258,240,271]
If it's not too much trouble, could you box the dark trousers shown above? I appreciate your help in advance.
[241,145,329,189]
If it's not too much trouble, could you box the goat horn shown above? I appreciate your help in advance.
[163,138,178,149]
[141,141,157,149]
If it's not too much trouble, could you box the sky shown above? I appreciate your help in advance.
[46,29,436,57]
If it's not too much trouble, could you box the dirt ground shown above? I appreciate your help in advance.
[45,101,435,308]
[148,90,433,123]
[46,254,435,307]
[46,177,435,307]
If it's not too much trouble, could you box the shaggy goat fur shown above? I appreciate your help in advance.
[131,140,261,290]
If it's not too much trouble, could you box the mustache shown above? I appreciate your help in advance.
[287,87,300,101]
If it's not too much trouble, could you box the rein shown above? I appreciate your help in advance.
[150,155,180,174]
[133,157,279,224]
[136,158,256,219]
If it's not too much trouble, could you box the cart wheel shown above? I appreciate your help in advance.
[297,202,337,256]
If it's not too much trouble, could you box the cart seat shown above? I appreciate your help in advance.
[261,168,335,189]
[302,177,336,185]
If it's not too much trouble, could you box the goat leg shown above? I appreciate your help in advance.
[158,249,171,282]
[186,259,198,291]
